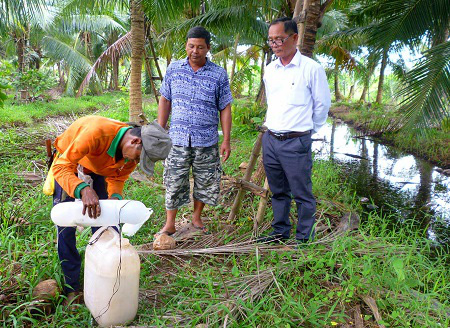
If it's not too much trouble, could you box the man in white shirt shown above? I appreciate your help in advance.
[258,17,331,245]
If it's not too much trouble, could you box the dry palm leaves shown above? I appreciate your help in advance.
[77,32,132,97]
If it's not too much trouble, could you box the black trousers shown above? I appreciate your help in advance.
[262,131,316,241]
[53,173,108,294]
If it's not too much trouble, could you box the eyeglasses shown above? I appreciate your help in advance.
[267,34,293,47]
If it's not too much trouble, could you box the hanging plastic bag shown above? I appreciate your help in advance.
[43,153,59,196]
[43,164,55,196]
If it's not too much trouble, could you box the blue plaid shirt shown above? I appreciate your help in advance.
[160,58,233,147]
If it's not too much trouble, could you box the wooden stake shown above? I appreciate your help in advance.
[254,178,269,233]
[228,131,264,221]
[144,49,159,104]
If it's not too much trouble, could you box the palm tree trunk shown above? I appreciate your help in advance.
[294,0,307,52]
[348,84,355,100]
[229,33,240,83]
[376,47,388,103]
[334,62,343,102]
[294,0,324,58]
[359,63,376,102]
[84,32,94,61]
[16,37,26,73]
[129,0,145,123]
[33,46,42,69]
[359,85,368,102]
[256,49,272,105]
[57,61,66,90]
[112,55,119,90]
[108,33,120,90]
[301,0,321,58]
[255,50,266,104]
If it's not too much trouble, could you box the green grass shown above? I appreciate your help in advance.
[0,92,159,126]
[0,95,448,327]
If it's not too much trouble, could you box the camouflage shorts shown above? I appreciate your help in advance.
[163,144,222,210]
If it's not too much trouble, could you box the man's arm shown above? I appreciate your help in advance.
[219,103,232,162]
[53,138,102,218]
[157,95,172,129]
[311,66,331,133]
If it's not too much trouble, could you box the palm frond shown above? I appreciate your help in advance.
[316,9,348,39]
[351,0,450,48]
[394,41,450,132]
[41,35,92,81]
[56,0,125,17]
[0,0,47,25]
[77,31,131,96]
[55,14,127,35]
[158,5,269,47]
[144,0,201,23]
[230,64,258,97]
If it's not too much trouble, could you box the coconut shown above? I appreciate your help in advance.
[153,233,176,250]
[29,279,59,315]
[32,279,59,300]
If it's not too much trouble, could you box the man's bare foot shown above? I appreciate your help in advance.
[154,226,176,238]
[191,218,204,229]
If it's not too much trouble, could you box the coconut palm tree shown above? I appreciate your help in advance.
[347,0,449,130]
[42,8,128,95]
[129,0,144,122]
[315,8,358,101]
[0,0,49,99]
[41,0,145,121]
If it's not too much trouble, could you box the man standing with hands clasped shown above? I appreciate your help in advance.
[258,17,331,245]
[156,26,233,237]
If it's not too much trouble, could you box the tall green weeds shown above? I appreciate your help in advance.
[0,95,448,327]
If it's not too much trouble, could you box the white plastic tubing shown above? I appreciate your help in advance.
[50,200,153,236]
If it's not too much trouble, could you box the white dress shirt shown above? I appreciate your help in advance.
[263,50,331,134]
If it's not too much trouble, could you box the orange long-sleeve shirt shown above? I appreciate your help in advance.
[52,116,137,199]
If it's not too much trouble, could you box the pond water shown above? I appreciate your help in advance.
[313,120,449,245]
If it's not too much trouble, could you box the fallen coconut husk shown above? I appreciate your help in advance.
[153,233,176,250]
[28,279,60,316]
[32,279,59,300]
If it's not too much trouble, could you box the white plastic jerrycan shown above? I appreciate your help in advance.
[51,199,153,236]
[84,227,140,327]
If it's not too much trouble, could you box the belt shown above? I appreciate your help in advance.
[268,130,311,141]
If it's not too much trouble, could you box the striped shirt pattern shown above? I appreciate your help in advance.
[160,58,233,147]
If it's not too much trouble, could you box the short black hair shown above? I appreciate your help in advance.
[269,17,298,34]
[129,126,142,138]
[186,26,211,46]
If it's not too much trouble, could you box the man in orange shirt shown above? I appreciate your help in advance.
[51,116,171,304]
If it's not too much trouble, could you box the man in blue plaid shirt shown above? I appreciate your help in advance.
[156,26,233,237]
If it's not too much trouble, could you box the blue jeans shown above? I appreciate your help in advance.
[53,173,108,293]
[262,131,316,241]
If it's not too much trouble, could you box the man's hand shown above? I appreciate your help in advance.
[219,104,232,162]
[81,187,101,218]
[220,140,231,162]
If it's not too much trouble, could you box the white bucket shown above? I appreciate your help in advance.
[84,227,140,327]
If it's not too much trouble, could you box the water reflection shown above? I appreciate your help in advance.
[313,120,449,244]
